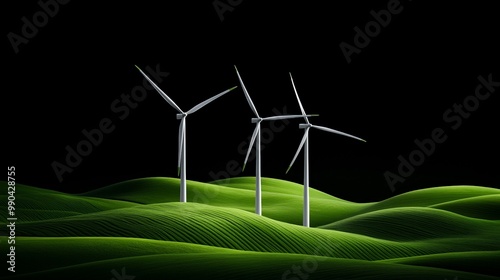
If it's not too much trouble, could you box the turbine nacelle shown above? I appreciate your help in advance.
[176,113,187,119]
[299,123,312,129]
[251,117,263,123]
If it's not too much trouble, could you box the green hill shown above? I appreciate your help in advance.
[83,177,371,226]
[13,202,428,260]
[319,207,499,241]
[430,194,500,220]
[361,186,500,213]
[0,184,137,222]
[13,201,500,259]
[382,251,500,277]
[1,177,498,279]
[2,237,498,280]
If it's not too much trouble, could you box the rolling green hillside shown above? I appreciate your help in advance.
[361,186,500,212]
[430,194,500,220]
[83,177,372,226]
[319,207,499,241]
[1,177,498,279]
[3,237,498,280]
[382,251,500,277]
[0,184,138,222]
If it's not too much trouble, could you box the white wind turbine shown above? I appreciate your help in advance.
[234,66,315,216]
[136,65,237,202]
[286,73,366,227]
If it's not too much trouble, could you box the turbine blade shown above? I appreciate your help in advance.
[311,125,366,142]
[234,66,260,118]
[286,128,309,174]
[135,65,184,113]
[177,117,186,175]
[243,123,260,171]
[187,86,237,115]
[262,114,318,121]
[289,72,309,124]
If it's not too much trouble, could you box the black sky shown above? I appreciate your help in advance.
[5,1,499,202]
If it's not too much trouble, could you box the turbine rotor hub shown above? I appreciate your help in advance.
[176,113,187,119]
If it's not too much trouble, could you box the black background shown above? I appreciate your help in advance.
[5,1,499,202]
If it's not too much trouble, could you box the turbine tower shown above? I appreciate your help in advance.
[136,65,237,202]
[234,66,314,215]
[286,73,366,227]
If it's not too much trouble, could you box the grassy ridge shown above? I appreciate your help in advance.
[13,202,429,260]
[362,186,500,212]
[382,251,500,277]
[83,177,500,226]
[2,237,498,280]
[430,194,500,220]
[13,202,500,261]
[0,236,238,274]
[83,177,371,226]
[0,183,138,222]
[319,207,500,241]
[1,178,498,279]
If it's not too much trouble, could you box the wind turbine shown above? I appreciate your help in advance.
[136,65,237,202]
[234,66,315,216]
[286,73,366,227]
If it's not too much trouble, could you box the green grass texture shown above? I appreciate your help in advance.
[1,177,498,279]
